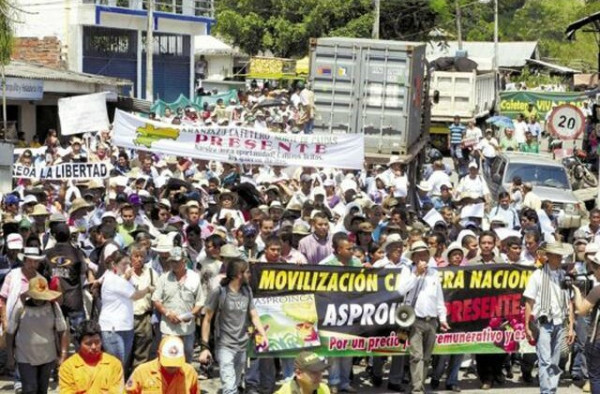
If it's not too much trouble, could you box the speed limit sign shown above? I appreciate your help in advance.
[548,104,586,140]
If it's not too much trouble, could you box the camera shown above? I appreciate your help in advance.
[560,274,595,292]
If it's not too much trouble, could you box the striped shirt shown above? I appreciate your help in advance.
[449,123,466,145]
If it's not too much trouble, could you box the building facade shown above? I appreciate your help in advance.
[15,0,215,102]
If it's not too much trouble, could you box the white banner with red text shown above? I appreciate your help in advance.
[111,110,364,169]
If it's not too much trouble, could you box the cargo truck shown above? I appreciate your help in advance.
[308,37,432,191]
[428,70,496,152]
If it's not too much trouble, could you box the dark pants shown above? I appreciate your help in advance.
[132,313,153,370]
[476,353,505,386]
[586,340,600,394]
[409,318,438,392]
[18,361,55,394]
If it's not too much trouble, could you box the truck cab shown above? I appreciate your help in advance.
[485,152,584,230]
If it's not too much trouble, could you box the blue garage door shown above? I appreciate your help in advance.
[142,33,191,102]
[82,26,137,96]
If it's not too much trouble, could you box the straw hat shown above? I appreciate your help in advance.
[416,181,432,193]
[443,242,465,262]
[18,247,45,261]
[405,240,430,260]
[30,204,50,217]
[292,223,311,235]
[541,242,570,256]
[26,276,61,301]
[68,198,92,216]
[220,244,243,259]
[218,190,238,205]
[152,234,173,253]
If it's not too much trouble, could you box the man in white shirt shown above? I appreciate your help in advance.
[524,242,575,394]
[514,113,528,144]
[398,241,450,393]
[371,235,409,390]
[455,162,490,202]
[426,161,452,196]
[577,208,600,244]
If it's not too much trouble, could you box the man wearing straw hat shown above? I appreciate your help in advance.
[524,242,575,394]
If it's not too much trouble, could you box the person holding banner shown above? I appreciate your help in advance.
[397,241,450,393]
[199,259,268,394]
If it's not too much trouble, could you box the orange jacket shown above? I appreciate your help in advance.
[59,352,123,394]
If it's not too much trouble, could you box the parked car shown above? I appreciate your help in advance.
[485,152,585,231]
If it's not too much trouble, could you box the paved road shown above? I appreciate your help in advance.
[0,364,586,394]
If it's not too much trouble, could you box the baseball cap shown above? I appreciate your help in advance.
[241,224,258,237]
[6,233,23,250]
[5,194,20,205]
[294,351,329,372]
[158,336,185,368]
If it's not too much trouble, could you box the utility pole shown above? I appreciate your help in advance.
[493,0,498,74]
[372,0,380,39]
[145,0,154,101]
[455,0,463,50]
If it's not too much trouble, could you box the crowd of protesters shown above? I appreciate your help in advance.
[0,83,599,394]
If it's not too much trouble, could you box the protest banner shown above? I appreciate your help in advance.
[250,263,534,357]
[112,110,364,169]
[12,162,110,180]
[499,91,588,119]
[58,92,110,136]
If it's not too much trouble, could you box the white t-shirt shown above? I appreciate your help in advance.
[99,271,135,331]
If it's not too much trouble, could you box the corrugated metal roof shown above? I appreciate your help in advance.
[4,61,133,86]
[426,41,539,69]
[526,58,580,74]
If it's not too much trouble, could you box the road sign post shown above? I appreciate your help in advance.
[548,104,586,141]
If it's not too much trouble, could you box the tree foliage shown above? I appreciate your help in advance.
[213,0,448,57]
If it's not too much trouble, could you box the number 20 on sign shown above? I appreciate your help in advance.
[548,104,586,140]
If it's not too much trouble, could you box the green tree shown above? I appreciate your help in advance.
[213,0,448,57]
[0,0,14,138]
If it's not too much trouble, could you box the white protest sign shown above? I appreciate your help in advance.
[460,203,484,219]
[58,92,110,136]
[13,162,110,180]
[112,110,365,169]
[423,209,445,228]
[548,104,586,140]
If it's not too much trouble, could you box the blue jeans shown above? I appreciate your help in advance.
[101,329,134,369]
[246,357,276,393]
[281,358,295,380]
[433,354,463,386]
[181,333,194,363]
[328,357,353,389]
[572,315,589,379]
[586,340,600,394]
[537,322,565,394]
[216,347,246,394]
[18,361,55,394]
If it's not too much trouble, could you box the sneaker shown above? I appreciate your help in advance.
[583,381,591,392]
[340,387,357,393]
[446,384,461,392]
[481,382,492,390]
[430,378,440,390]
[330,387,339,394]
